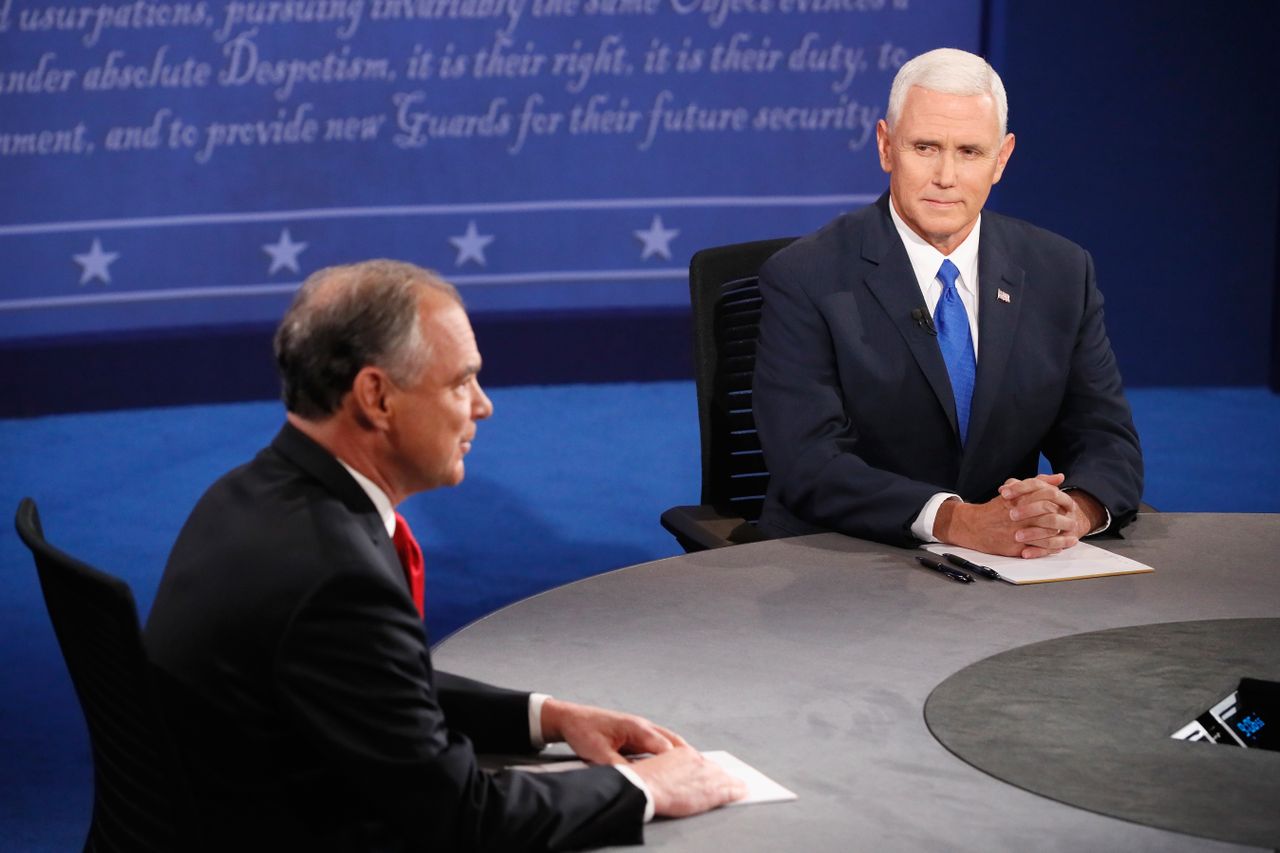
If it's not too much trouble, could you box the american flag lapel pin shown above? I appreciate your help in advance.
[997,288,1011,303]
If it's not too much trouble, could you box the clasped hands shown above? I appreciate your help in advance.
[540,698,746,817]
[934,473,1105,559]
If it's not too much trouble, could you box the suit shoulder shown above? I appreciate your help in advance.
[169,446,386,590]
[763,204,879,279]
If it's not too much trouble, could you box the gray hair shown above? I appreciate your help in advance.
[886,48,1008,137]
[273,259,460,419]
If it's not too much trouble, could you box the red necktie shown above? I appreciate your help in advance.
[392,512,425,618]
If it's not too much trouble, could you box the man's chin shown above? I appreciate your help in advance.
[921,211,965,232]
[424,464,466,492]
[920,216,977,251]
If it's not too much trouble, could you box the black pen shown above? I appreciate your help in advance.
[916,555,973,583]
[942,553,1004,581]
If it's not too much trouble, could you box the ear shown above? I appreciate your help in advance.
[991,132,1015,185]
[348,365,393,430]
[876,119,893,174]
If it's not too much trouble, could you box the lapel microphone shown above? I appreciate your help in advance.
[911,307,938,336]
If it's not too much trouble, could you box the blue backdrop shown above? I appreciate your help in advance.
[2,3,980,340]
[4,1,1278,408]
[988,0,1279,389]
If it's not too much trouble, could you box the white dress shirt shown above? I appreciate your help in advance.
[886,200,979,542]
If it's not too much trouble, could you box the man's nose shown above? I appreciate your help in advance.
[473,383,494,420]
[934,152,958,187]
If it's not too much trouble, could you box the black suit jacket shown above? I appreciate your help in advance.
[144,423,644,851]
[753,193,1143,546]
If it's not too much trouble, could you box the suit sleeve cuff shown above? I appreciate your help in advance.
[913,492,961,542]
[611,764,655,823]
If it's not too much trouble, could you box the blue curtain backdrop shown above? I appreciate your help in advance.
[987,0,1280,388]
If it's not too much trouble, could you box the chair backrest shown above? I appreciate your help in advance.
[688,238,796,522]
[14,498,190,853]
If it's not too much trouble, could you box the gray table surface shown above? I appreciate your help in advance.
[434,513,1280,852]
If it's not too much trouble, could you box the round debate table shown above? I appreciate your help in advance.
[434,514,1280,852]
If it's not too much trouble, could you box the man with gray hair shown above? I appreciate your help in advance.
[753,47,1143,556]
[145,259,743,850]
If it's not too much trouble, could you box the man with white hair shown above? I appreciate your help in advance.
[753,48,1143,557]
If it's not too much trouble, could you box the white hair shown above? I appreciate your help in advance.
[886,48,1008,137]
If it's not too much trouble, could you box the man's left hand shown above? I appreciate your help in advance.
[541,698,686,765]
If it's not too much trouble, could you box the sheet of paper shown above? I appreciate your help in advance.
[921,541,1154,584]
[701,750,797,806]
[509,750,797,807]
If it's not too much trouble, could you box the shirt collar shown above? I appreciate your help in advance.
[338,460,396,537]
[888,195,982,296]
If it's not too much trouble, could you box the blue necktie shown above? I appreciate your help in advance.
[934,259,976,445]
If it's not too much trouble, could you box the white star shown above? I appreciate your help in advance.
[449,221,494,267]
[72,238,120,285]
[263,228,308,276]
[634,215,679,261]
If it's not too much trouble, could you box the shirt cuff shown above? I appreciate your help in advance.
[611,763,656,823]
[1088,506,1112,536]
[528,693,550,750]
[526,694,654,822]
[912,492,961,542]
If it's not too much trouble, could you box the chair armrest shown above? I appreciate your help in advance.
[660,505,765,553]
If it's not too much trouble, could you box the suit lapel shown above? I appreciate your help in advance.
[962,217,1025,478]
[859,195,959,435]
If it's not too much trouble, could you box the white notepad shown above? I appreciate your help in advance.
[510,750,797,807]
[921,541,1154,584]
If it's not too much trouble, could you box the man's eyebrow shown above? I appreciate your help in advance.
[451,362,481,383]
[907,135,990,153]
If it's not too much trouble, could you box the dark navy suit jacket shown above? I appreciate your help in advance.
[145,423,644,851]
[753,193,1143,546]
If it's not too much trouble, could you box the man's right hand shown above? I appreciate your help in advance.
[628,746,747,817]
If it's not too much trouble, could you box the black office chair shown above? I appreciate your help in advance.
[14,498,192,853]
[660,237,796,552]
